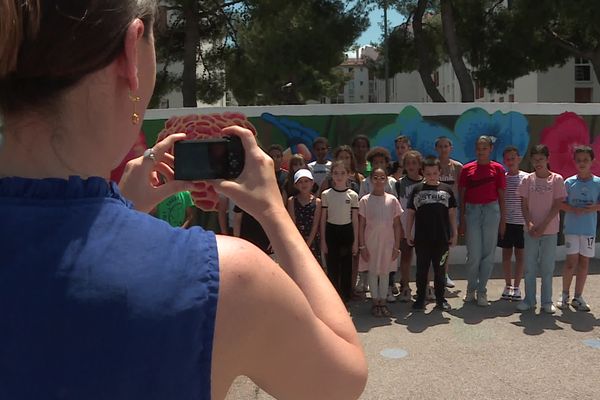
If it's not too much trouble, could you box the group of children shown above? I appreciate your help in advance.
[233,134,598,318]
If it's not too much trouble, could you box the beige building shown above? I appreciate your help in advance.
[375,57,599,104]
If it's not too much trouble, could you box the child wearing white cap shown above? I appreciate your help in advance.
[287,169,322,260]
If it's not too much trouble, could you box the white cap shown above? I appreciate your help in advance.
[293,169,314,183]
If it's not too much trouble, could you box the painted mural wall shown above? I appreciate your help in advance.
[136,103,600,182]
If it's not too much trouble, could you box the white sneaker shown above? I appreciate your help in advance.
[571,296,591,312]
[355,273,366,293]
[463,290,476,302]
[516,301,533,312]
[542,303,557,314]
[501,285,513,300]
[477,292,489,307]
[399,286,412,302]
[445,274,456,288]
[511,287,522,301]
[386,287,397,303]
[556,293,570,309]
[426,286,436,301]
[391,284,400,296]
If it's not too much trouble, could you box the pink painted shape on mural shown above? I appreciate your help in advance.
[539,112,600,178]
[156,113,257,211]
[110,130,148,183]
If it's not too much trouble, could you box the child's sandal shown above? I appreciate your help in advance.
[380,305,392,317]
[371,305,382,317]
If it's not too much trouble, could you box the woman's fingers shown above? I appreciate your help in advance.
[154,162,175,182]
[153,133,187,158]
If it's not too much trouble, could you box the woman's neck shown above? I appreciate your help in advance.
[372,188,385,196]
[0,116,105,179]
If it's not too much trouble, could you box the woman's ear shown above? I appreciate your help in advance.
[118,19,145,92]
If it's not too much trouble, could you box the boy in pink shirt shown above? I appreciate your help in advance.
[517,145,566,313]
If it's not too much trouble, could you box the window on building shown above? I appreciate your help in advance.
[575,87,592,103]
[348,67,354,73]
[509,94,515,102]
[360,81,364,86]
[499,97,504,102]
[432,71,440,87]
[475,80,484,99]
[159,98,170,108]
[575,58,591,81]
[360,95,364,100]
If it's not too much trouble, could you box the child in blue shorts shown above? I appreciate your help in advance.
[559,145,600,311]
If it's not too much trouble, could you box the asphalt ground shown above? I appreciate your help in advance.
[225,260,600,400]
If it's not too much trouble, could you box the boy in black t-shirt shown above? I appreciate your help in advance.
[406,157,458,311]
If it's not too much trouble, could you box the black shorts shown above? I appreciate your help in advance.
[498,223,524,249]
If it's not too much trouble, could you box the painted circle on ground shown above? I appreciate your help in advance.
[380,348,408,359]
[583,339,600,349]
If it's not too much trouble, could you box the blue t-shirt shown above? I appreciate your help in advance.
[0,176,219,400]
[563,174,600,236]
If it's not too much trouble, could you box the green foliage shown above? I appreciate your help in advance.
[225,1,368,104]
[460,0,570,93]
[373,0,600,97]
[154,0,369,106]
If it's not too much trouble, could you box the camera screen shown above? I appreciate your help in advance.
[175,140,228,180]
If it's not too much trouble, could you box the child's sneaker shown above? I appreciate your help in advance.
[542,303,557,314]
[434,300,451,311]
[463,290,476,302]
[556,292,570,309]
[445,274,456,288]
[571,296,591,312]
[516,301,533,312]
[477,292,489,307]
[399,286,412,302]
[355,273,366,293]
[426,286,436,301]
[391,284,400,296]
[386,287,397,303]
[501,285,513,300]
[411,300,426,312]
[511,286,522,301]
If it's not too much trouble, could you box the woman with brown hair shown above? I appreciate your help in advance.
[0,1,367,399]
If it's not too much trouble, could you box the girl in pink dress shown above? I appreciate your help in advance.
[358,168,403,317]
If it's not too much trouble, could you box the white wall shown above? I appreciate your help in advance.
[514,73,538,102]
[538,61,575,102]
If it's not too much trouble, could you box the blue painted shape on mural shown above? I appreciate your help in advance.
[455,108,530,163]
[261,112,320,155]
[371,106,463,162]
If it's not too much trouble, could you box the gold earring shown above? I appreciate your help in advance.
[129,93,141,125]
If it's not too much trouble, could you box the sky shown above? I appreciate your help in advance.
[357,7,406,47]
